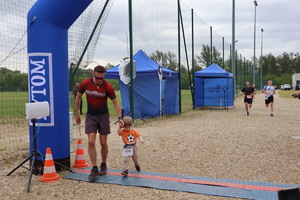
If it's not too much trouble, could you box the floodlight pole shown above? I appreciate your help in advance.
[244,57,246,84]
[260,28,264,90]
[210,26,213,65]
[232,0,236,97]
[222,37,225,69]
[128,0,134,120]
[253,0,258,85]
[177,0,182,113]
[191,9,195,109]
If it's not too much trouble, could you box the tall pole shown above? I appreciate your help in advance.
[222,37,225,69]
[191,9,195,109]
[179,4,193,106]
[229,44,232,72]
[253,0,258,85]
[244,57,246,83]
[240,54,242,87]
[246,61,249,81]
[235,50,238,94]
[210,26,213,65]
[177,0,181,113]
[232,0,236,96]
[128,0,134,120]
[260,28,264,90]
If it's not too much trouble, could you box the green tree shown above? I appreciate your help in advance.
[150,50,177,71]
[105,63,115,69]
[0,67,28,91]
[196,45,222,67]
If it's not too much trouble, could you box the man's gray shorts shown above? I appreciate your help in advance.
[85,113,110,135]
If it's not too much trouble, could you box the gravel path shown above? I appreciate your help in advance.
[1,93,300,200]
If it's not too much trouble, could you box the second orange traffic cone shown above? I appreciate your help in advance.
[39,148,60,183]
[73,139,89,168]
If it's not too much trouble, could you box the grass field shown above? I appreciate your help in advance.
[73,89,193,116]
[0,91,28,119]
[0,90,194,119]
[278,90,299,99]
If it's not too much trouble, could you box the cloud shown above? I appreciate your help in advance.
[95,0,300,63]
[2,0,299,71]
[182,0,300,58]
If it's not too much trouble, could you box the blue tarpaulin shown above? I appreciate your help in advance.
[105,50,179,118]
[194,63,234,108]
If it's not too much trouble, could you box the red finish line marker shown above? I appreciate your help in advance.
[75,169,282,192]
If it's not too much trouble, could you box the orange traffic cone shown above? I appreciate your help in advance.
[39,148,60,182]
[73,139,89,168]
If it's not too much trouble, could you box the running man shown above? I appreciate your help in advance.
[262,80,276,117]
[75,65,124,181]
[240,81,255,116]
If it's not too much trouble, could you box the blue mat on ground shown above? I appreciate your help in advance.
[63,168,300,200]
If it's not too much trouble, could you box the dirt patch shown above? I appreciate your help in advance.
[1,93,300,200]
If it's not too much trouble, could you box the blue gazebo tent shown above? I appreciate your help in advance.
[193,63,234,108]
[105,50,179,118]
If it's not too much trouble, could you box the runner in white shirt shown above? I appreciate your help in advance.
[262,80,276,117]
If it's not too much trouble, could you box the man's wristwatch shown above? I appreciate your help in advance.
[118,117,123,120]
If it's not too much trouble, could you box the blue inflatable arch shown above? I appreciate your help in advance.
[27,0,93,169]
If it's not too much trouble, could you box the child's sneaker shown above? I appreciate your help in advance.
[135,165,141,172]
[121,170,128,176]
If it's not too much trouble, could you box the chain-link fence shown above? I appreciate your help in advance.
[0,0,111,152]
[0,0,257,153]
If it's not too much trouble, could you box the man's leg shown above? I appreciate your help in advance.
[270,102,273,112]
[99,135,108,163]
[87,132,99,180]
[245,103,249,112]
[87,133,97,166]
[99,134,108,175]
[270,102,274,116]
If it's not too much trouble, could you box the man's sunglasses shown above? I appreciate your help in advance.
[94,76,104,80]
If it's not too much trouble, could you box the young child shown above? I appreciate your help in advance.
[118,116,144,176]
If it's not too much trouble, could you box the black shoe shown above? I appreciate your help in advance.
[99,163,107,176]
[247,112,249,116]
[121,170,128,176]
[135,165,141,172]
[88,167,99,181]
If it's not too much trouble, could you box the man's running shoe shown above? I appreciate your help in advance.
[99,163,107,176]
[121,170,128,176]
[135,165,141,172]
[88,167,99,181]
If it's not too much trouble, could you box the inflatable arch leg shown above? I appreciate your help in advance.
[27,0,93,170]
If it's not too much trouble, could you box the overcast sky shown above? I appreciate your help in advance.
[92,0,300,67]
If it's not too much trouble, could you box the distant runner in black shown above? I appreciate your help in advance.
[240,81,255,116]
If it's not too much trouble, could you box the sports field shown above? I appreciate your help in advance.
[0,90,193,118]
[0,90,193,151]
[1,92,300,199]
